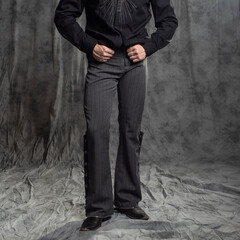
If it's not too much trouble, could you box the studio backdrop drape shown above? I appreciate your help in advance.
[0,0,239,168]
[0,1,240,240]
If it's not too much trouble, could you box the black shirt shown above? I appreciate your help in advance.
[54,0,178,58]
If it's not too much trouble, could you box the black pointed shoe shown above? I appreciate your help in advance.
[114,206,149,220]
[80,216,111,231]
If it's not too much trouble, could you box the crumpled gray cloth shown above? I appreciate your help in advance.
[0,155,239,240]
[1,0,240,239]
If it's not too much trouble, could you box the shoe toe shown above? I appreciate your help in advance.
[128,207,149,219]
[80,216,112,231]
[115,206,149,220]
[80,217,102,231]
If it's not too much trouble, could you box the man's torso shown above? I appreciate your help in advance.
[85,0,152,50]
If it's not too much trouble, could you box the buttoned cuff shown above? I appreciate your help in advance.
[81,34,98,56]
[141,36,171,58]
[140,38,158,57]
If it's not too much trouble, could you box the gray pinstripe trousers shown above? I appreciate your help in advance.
[83,46,147,218]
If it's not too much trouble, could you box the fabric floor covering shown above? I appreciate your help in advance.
[1,153,240,240]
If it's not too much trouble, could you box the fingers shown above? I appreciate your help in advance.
[127,45,146,62]
[93,45,115,62]
[92,44,146,62]
[94,54,110,62]
[103,46,115,55]
[128,50,141,62]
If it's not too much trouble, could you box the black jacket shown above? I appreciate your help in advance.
[54,0,178,58]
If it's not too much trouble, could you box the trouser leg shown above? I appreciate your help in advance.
[83,59,119,218]
[114,57,147,209]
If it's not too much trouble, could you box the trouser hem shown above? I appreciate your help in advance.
[114,203,138,209]
[86,214,113,218]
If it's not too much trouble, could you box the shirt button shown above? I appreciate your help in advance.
[117,0,122,12]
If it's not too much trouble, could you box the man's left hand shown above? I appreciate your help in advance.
[126,44,146,62]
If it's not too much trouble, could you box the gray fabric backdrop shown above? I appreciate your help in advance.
[0,0,240,239]
[0,0,239,167]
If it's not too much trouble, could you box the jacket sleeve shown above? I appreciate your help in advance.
[54,0,98,55]
[141,0,178,57]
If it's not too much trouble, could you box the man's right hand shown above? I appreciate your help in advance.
[92,44,115,62]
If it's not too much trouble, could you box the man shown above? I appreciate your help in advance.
[54,0,178,231]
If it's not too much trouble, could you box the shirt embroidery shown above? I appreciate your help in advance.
[99,0,137,29]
